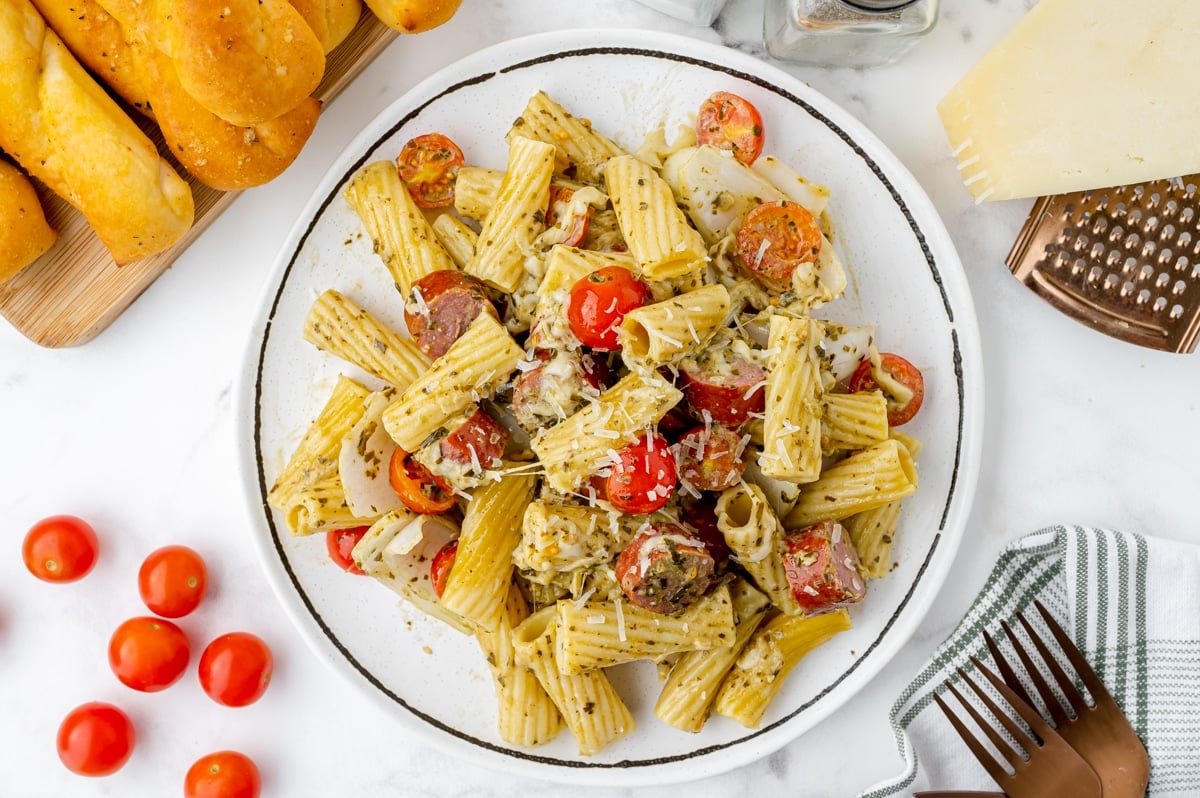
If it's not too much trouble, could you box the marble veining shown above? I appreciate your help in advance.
[2,0,1197,796]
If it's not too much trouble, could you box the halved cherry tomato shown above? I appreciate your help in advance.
[736,200,823,283]
[109,616,191,692]
[605,433,677,514]
[697,91,765,166]
[326,527,368,575]
[388,448,456,514]
[57,702,135,777]
[566,266,649,351]
[847,352,925,426]
[184,750,261,798]
[430,539,458,598]
[396,133,464,209]
[22,514,98,583]
[138,545,208,618]
[198,632,273,708]
[545,184,592,247]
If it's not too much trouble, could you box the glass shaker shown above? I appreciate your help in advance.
[631,0,729,26]
[764,0,938,67]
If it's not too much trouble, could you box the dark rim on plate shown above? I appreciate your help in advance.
[251,44,969,770]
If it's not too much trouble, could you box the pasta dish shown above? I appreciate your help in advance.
[265,89,925,754]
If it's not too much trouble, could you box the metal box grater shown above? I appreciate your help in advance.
[1005,175,1200,353]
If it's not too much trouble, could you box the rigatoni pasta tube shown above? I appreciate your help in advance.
[344,160,455,296]
[713,609,851,728]
[303,289,430,390]
[431,213,478,269]
[655,578,771,733]
[466,136,556,293]
[439,470,537,630]
[618,284,730,367]
[508,90,626,183]
[453,166,503,222]
[531,369,684,493]
[268,374,369,511]
[553,584,736,674]
[382,314,523,452]
[820,391,889,454]
[604,154,708,280]
[843,499,903,579]
[475,584,565,747]
[784,438,918,528]
[759,314,823,482]
[512,606,635,756]
[285,472,376,536]
[715,482,801,615]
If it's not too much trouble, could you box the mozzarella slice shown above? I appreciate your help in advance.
[338,389,403,518]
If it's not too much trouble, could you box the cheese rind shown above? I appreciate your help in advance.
[938,0,1200,202]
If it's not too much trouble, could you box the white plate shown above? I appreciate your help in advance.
[235,29,984,786]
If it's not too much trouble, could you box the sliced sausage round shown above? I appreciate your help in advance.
[614,523,716,615]
[675,424,749,493]
[404,269,499,360]
[783,520,867,615]
[440,407,509,471]
[680,355,766,426]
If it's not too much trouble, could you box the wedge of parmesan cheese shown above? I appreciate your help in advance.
[938,0,1200,202]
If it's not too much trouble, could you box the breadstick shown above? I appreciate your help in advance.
[34,0,323,190]
[0,158,56,283]
[0,0,193,264]
[289,0,361,53]
[149,0,326,125]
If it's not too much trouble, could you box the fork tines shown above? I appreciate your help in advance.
[934,663,1067,786]
[982,600,1119,724]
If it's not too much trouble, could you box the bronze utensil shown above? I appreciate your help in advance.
[983,600,1151,797]
[934,663,1102,798]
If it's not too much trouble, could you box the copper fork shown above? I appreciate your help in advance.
[913,793,1006,798]
[934,664,1102,798]
[983,600,1150,797]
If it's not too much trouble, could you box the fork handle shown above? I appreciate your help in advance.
[912,793,1007,797]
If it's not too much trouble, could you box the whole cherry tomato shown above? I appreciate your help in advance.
[388,448,456,514]
[697,91,765,166]
[138,545,208,618]
[430,539,458,598]
[184,750,262,798]
[396,132,464,209]
[108,616,191,692]
[848,352,926,426]
[56,702,135,777]
[566,266,649,351]
[736,200,823,283]
[326,527,368,574]
[22,515,98,583]
[198,632,273,708]
[605,433,678,514]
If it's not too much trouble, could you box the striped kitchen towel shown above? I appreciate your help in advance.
[861,525,1200,797]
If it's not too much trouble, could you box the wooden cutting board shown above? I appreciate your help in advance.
[0,14,398,349]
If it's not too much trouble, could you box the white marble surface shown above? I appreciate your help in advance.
[2,0,1196,796]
